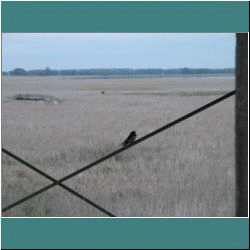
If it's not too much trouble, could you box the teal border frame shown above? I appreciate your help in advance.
[1,1,249,32]
[1,218,249,249]
[1,1,249,249]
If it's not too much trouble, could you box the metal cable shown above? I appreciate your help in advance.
[2,149,116,216]
[2,90,236,215]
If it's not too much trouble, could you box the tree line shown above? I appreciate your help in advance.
[2,67,235,76]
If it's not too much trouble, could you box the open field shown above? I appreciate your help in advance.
[1,76,235,217]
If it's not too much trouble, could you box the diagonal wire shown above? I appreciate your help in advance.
[2,149,116,216]
[2,90,236,213]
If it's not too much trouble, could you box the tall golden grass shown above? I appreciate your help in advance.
[1,76,235,216]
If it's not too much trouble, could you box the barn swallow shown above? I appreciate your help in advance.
[121,131,137,146]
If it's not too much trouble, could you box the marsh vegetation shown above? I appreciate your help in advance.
[1,76,235,217]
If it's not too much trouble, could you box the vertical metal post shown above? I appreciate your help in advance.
[236,33,248,217]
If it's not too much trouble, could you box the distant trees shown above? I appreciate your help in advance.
[3,67,235,77]
[28,67,59,76]
[60,69,76,76]
[10,68,27,76]
[182,67,191,75]
[7,67,59,76]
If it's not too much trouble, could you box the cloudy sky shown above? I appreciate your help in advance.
[2,33,236,71]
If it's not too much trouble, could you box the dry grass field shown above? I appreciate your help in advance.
[1,76,235,217]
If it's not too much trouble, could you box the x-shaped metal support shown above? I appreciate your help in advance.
[2,90,236,216]
[2,148,117,216]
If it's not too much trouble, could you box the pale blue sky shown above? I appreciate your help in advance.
[2,33,236,71]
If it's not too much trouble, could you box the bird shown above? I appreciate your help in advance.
[121,131,137,146]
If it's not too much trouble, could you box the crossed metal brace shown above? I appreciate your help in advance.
[2,148,117,216]
[2,90,236,216]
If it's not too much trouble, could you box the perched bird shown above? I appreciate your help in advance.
[121,131,137,146]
